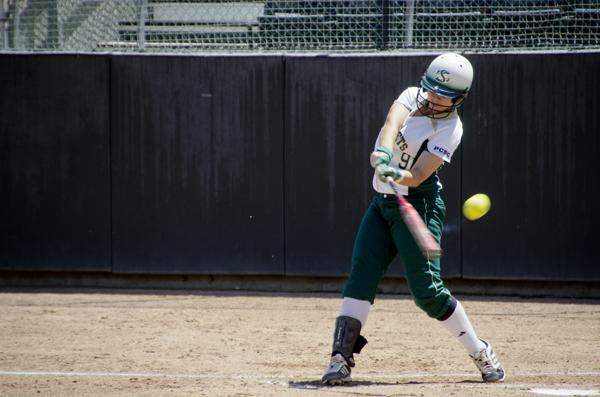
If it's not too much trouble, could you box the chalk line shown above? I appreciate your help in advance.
[1,370,600,380]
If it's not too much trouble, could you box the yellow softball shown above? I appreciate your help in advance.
[462,193,491,221]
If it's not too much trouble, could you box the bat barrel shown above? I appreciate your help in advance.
[387,178,442,260]
[401,209,443,259]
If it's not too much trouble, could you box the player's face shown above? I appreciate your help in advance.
[416,88,462,119]
[426,92,454,112]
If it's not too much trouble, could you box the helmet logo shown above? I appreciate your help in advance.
[435,69,450,83]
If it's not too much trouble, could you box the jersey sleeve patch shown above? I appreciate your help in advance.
[426,121,463,163]
[429,144,453,161]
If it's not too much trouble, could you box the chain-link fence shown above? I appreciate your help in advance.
[1,0,599,53]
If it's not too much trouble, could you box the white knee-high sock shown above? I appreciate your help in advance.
[440,300,486,355]
[339,297,371,327]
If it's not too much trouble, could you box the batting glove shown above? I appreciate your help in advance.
[369,146,394,168]
[376,164,405,183]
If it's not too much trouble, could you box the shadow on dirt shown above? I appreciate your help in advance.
[288,379,479,389]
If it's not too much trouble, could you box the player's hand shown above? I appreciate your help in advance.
[376,164,405,183]
[370,146,394,168]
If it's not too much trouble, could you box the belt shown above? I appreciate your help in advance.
[377,193,397,199]
[377,191,438,200]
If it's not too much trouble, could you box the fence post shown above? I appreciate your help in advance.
[137,0,147,51]
[0,0,7,48]
[379,0,390,50]
[47,0,58,49]
[404,0,414,47]
[13,0,21,49]
[0,0,6,49]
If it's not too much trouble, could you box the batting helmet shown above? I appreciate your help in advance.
[417,53,473,118]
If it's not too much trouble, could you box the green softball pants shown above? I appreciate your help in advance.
[342,193,453,320]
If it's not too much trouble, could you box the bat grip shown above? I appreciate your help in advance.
[386,177,404,199]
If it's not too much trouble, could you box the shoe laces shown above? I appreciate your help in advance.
[472,349,498,374]
[328,353,347,367]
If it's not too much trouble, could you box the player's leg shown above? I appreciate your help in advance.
[439,299,505,382]
[322,197,397,385]
[387,194,505,382]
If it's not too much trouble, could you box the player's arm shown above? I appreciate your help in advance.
[370,102,410,167]
[379,102,410,150]
[393,151,444,187]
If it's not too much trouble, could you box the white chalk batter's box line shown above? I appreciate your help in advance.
[2,370,600,395]
[1,370,600,380]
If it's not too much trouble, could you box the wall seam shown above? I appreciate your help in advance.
[108,56,114,273]
[282,56,287,277]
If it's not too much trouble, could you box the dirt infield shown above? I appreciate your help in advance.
[0,289,599,397]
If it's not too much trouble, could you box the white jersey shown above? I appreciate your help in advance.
[372,87,463,196]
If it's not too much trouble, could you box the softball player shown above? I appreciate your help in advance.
[321,53,505,385]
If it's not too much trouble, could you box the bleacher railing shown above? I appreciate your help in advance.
[1,0,599,53]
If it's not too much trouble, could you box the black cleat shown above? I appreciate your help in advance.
[321,353,352,385]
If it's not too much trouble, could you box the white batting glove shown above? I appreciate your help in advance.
[369,146,394,168]
[376,165,405,183]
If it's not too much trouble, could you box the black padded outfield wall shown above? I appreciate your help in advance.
[110,56,285,274]
[0,55,111,271]
[0,53,599,281]
[461,53,600,281]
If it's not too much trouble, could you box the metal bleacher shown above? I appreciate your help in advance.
[410,0,566,49]
[258,0,403,49]
[114,0,264,49]
[2,0,599,52]
[87,0,600,51]
[111,0,399,50]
